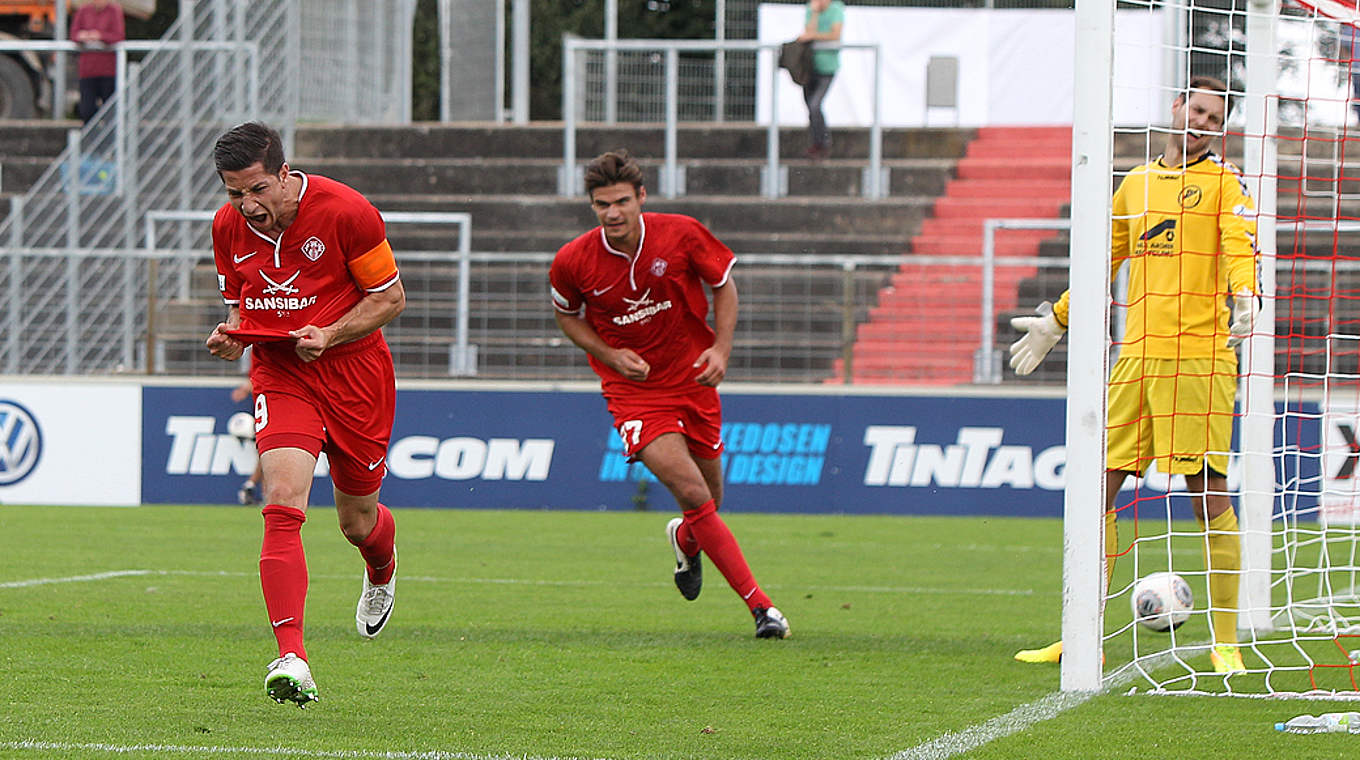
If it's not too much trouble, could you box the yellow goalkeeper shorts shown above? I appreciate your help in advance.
[1105,356,1237,476]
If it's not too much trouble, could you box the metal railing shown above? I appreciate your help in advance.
[0,246,1058,384]
[141,209,475,375]
[973,218,1072,384]
[0,0,423,376]
[7,0,414,125]
[13,239,1360,387]
[559,38,884,200]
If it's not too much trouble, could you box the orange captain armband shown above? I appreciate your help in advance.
[348,239,399,290]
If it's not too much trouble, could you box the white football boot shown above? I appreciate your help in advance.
[355,548,396,638]
[265,652,318,706]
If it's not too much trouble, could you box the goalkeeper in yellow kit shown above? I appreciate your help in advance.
[1010,76,1258,674]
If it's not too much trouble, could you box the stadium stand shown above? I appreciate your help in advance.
[153,122,969,382]
[0,121,73,217]
[7,118,1352,386]
[830,125,1071,384]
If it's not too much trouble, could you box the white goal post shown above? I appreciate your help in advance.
[1063,0,1360,698]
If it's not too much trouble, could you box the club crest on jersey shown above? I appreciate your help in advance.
[301,236,326,261]
[650,258,668,277]
[1178,186,1203,209]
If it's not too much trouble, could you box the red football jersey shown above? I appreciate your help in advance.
[213,172,400,335]
[550,212,736,395]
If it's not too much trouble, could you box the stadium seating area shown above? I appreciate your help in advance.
[4,120,1359,385]
[294,123,961,382]
[830,125,1072,384]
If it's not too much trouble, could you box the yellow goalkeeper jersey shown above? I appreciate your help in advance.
[1054,151,1259,361]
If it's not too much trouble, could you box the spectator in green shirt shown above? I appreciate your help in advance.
[797,0,844,159]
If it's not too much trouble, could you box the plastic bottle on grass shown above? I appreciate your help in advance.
[1274,712,1360,734]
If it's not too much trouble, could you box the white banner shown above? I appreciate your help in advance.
[0,382,141,506]
[757,5,1164,128]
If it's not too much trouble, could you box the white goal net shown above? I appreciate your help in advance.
[1065,0,1360,698]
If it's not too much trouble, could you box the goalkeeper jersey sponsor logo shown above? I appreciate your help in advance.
[1139,218,1177,242]
[1137,218,1178,256]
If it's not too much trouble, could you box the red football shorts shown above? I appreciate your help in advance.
[605,386,724,462]
[249,333,396,496]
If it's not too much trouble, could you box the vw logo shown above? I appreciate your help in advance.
[0,399,43,486]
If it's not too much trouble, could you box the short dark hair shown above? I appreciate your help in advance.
[1186,75,1232,118]
[584,149,645,195]
[213,122,286,175]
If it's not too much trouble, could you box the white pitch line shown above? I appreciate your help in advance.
[0,569,1039,597]
[0,570,154,588]
[0,741,609,760]
[882,690,1095,760]
[882,642,1207,760]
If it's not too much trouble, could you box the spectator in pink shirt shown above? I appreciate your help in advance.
[70,0,126,123]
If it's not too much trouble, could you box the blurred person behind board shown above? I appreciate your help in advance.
[231,376,265,505]
[70,0,125,123]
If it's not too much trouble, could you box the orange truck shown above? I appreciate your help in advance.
[0,1,153,118]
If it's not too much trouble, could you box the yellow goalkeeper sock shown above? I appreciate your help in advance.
[1014,511,1119,665]
[1104,509,1118,592]
[1201,508,1241,647]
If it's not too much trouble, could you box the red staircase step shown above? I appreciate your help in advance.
[964,141,1072,160]
[887,267,1034,285]
[957,157,1069,181]
[857,320,1013,341]
[944,179,1070,199]
[834,125,1070,386]
[827,358,977,386]
[917,217,1065,238]
[934,197,1064,218]
[911,237,1046,256]
[979,125,1071,136]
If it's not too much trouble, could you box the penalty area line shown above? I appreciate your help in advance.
[0,570,154,589]
[0,741,611,760]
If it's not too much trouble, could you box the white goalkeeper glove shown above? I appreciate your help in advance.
[1227,290,1259,348]
[1009,301,1066,376]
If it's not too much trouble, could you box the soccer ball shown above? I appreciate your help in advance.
[1130,571,1193,632]
[227,411,257,440]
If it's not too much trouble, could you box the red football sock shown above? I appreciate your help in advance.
[260,504,308,659]
[348,503,396,585]
[676,519,700,556]
[683,499,772,612]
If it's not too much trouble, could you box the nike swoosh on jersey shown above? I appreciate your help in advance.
[592,284,615,296]
[234,251,258,264]
[366,457,386,471]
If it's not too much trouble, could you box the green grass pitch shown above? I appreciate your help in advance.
[0,504,1354,759]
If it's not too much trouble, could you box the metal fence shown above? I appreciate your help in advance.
[0,0,415,376]
[0,242,1076,385]
[559,37,885,199]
